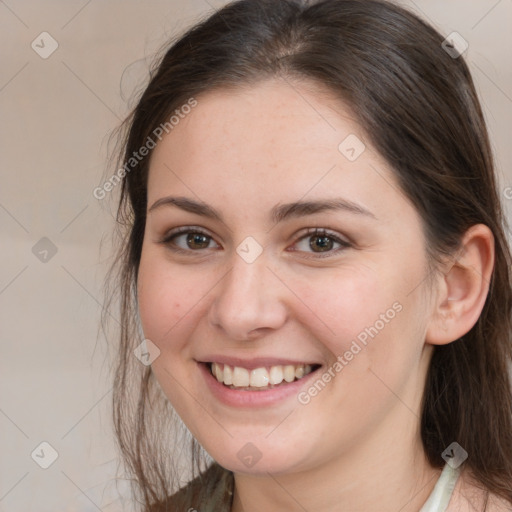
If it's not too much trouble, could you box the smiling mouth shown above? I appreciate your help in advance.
[208,362,321,391]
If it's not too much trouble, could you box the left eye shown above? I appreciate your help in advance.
[291,228,351,257]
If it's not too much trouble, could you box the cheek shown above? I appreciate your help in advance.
[136,254,212,416]
[136,253,205,351]
[290,264,425,394]
[288,266,396,355]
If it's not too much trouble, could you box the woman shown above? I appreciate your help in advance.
[104,0,512,510]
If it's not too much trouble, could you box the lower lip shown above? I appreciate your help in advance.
[198,362,321,408]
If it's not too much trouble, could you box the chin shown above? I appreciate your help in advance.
[203,437,310,476]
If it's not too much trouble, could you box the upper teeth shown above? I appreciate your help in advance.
[211,362,314,388]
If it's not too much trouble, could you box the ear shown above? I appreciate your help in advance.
[425,224,495,346]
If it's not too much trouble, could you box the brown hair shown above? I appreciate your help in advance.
[102,0,512,508]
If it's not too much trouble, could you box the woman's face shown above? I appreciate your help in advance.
[137,79,436,475]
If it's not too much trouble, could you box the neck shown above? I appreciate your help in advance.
[231,410,442,512]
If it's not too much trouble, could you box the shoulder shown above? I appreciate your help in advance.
[150,462,234,512]
[447,467,512,512]
[486,493,512,512]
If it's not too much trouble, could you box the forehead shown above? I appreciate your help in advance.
[146,79,412,225]
[151,79,354,170]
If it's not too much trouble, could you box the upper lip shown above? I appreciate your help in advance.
[197,356,321,370]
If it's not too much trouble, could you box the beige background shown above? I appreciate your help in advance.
[0,0,511,510]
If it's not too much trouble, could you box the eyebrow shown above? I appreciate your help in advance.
[148,196,377,223]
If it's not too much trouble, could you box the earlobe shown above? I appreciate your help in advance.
[425,224,495,346]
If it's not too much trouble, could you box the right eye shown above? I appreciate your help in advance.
[159,227,221,254]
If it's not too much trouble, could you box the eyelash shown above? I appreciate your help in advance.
[158,226,352,259]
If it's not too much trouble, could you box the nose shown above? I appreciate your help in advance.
[208,248,288,341]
